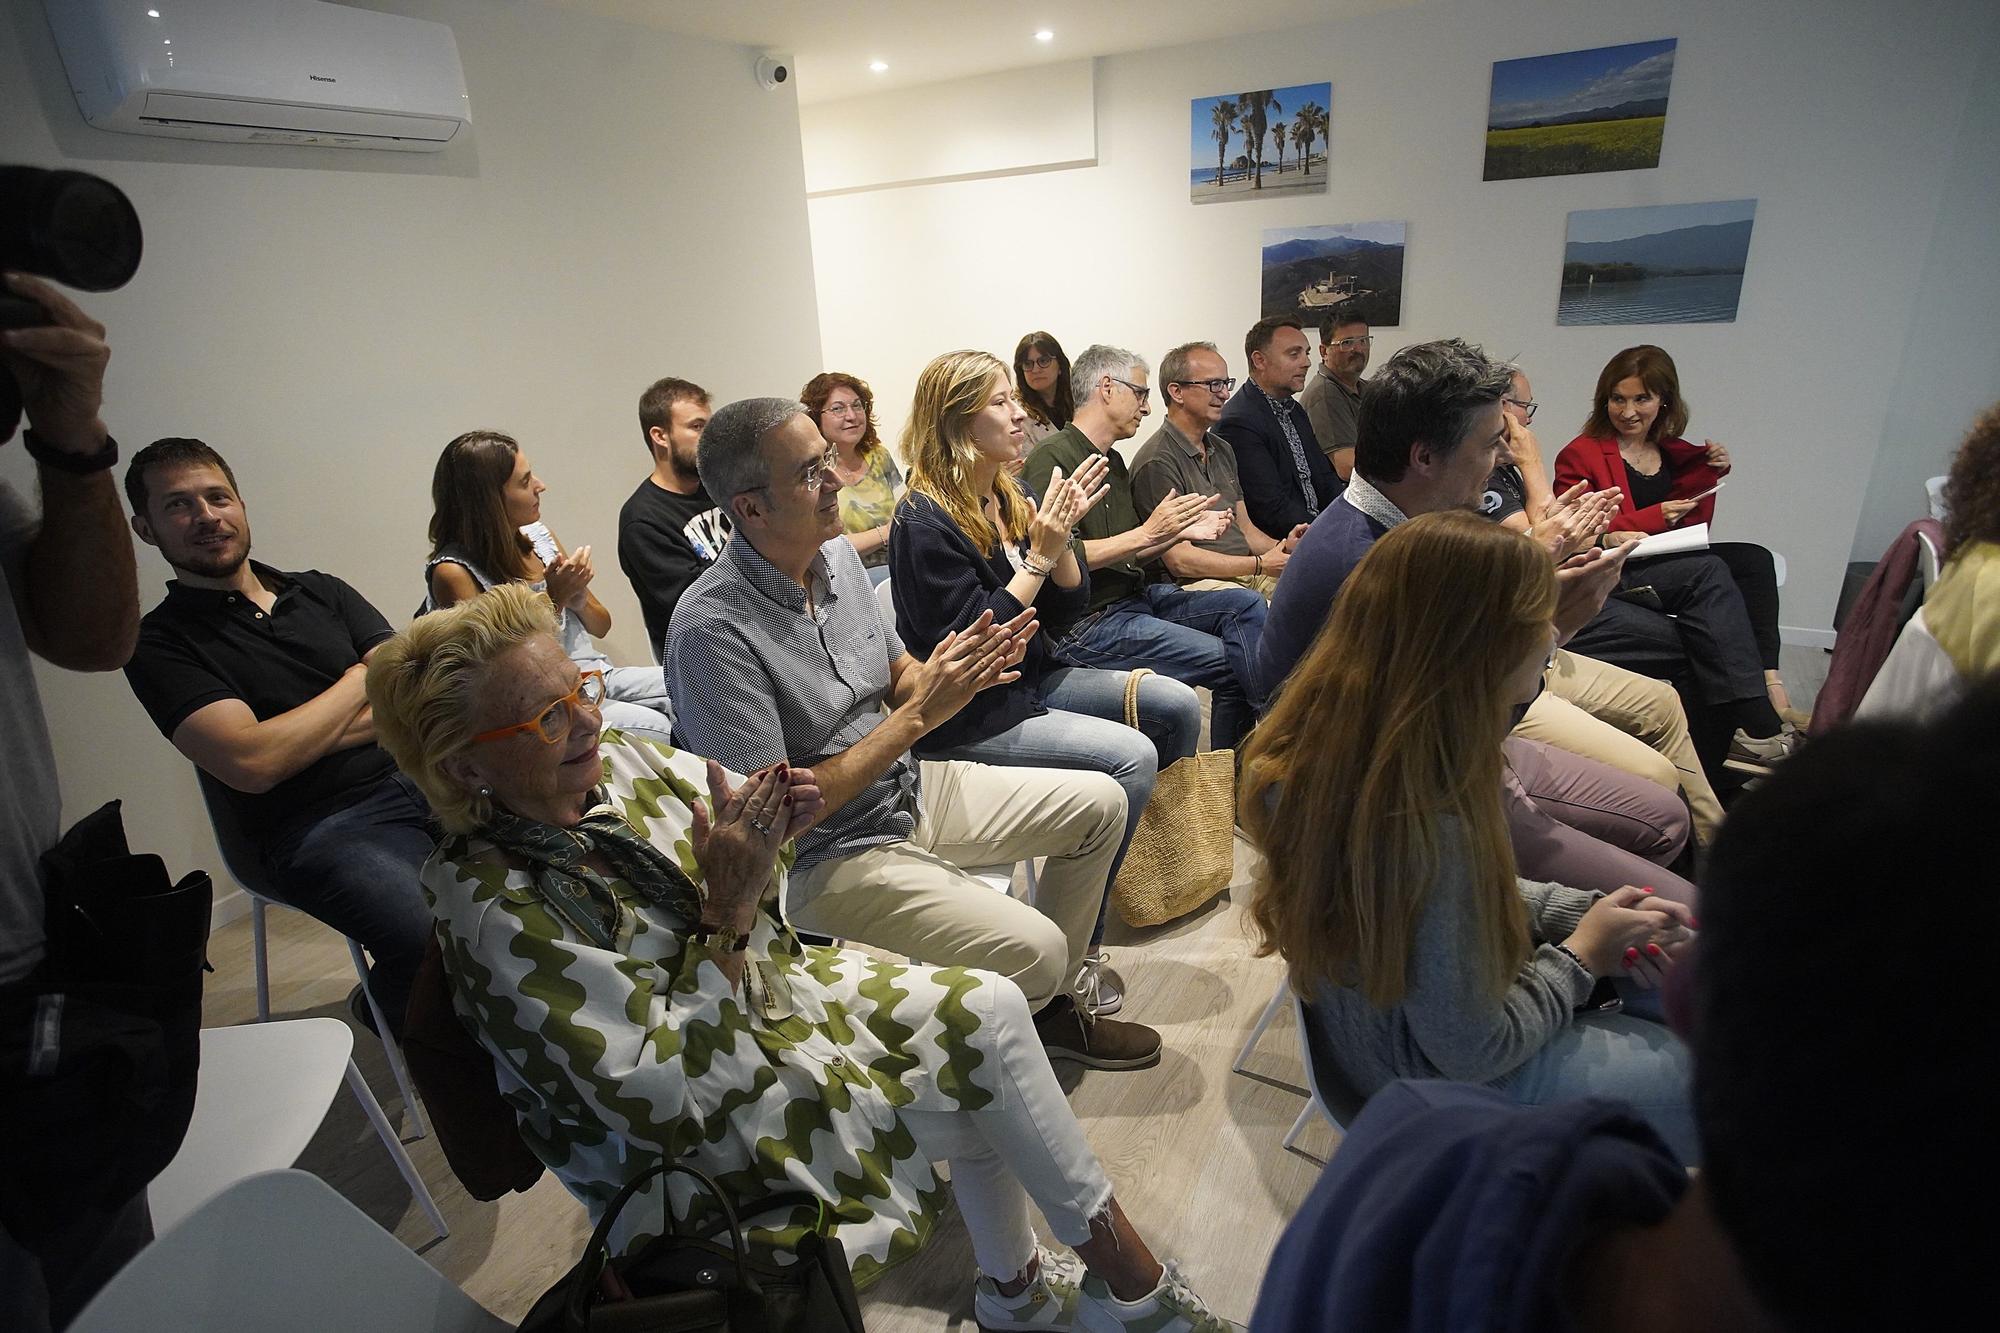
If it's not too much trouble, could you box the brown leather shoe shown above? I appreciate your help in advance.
[1033,996,1162,1070]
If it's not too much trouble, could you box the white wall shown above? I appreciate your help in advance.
[1848,16,2000,562]
[805,0,2000,642]
[1,0,823,903]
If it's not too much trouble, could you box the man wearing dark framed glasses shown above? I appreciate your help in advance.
[1132,341,1307,597]
[1300,311,1371,480]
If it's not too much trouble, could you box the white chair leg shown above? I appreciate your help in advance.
[250,896,271,1024]
[1281,1100,1318,1151]
[1234,977,1292,1073]
[343,1059,449,1242]
[346,940,430,1143]
[1021,857,1040,907]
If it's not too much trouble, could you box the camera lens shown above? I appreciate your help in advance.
[0,168,143,293]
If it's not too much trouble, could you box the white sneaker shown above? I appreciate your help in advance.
[1072,951,1124,1017]
[1077,1259,1243,1332]
[973,1246,1082,1330]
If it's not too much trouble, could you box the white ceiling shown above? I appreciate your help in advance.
[549,0,1415,104]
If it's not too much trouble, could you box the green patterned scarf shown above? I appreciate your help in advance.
[480,797,703,950]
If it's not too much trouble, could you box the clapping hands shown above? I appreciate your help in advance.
[1027,455,1112,560]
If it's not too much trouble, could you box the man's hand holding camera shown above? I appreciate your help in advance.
[1,271,111,456]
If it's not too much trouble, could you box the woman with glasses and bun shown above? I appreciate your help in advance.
[424,429,674,743]
[800,372,901,585]
[1241,511,1699,1163]
[1014,331,1074,448]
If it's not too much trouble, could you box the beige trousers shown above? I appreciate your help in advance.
[784,759,1126,1009]
[1516,649,1724,843]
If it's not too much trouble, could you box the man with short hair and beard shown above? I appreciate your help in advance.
[619,376,726,660]
[1298,311,1370,479]
[121,437,431,1035]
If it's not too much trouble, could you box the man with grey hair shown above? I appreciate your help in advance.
[1023,345,1270,749]
[666,397,1165,1069]
[1132,340,1307,597]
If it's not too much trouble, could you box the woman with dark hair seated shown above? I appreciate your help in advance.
[424,429,672,743]
[1556,345,1799,755]
[800,371,901,585]
[891,349,1208,1015]
[365,583,1241,1333]
[1015,331,1075,449]
[1240,512,1698,1163]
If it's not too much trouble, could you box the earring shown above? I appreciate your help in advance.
[477,786,494,799]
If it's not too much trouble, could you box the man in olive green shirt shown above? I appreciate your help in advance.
[1299,311,1369,480]
[1021,344,1271,748]
[1132,341,1307,597]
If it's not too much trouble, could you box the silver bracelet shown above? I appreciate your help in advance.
[1554,943,1592,977]
[1022,552,1057,576]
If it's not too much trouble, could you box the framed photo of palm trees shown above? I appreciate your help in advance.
[1190,83,1329,204]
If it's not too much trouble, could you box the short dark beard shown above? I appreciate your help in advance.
[167,536,250,581]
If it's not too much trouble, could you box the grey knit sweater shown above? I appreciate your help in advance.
[1308,823,1600,1092]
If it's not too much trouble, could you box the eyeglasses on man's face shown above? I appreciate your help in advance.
[1022,354,1057,372]
[1107,376,1151,406]
[471,670,605,746]
[1171,377,1237,398]
[821,398,868,419]
[1504,396,1539,423]
[1327,335,1373,351]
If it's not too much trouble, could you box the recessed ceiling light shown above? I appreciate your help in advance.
[1035,30,1054,42]
[147,8,161,16]
[869,60,888,73]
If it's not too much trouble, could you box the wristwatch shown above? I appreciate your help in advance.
[689,923,748,953]
[22,428,118,476]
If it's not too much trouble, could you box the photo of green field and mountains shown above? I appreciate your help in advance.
[1483,39,1676,182]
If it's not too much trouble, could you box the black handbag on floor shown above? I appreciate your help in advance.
[518,1160,866,1332]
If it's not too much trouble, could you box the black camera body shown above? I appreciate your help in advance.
[0,166,144,439]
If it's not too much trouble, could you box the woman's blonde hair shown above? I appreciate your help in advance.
[1238,511,1554,1005]
[366,582,561,834]
[899,349,1035,554]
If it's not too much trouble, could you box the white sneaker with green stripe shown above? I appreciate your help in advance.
[974,1246,1083,1330]
[1076,1259,1244,1332]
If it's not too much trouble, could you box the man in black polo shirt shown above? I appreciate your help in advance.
[122,438,431,1035]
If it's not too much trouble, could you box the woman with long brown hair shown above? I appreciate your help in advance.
[1240,511,1698,1162]
[1014,331,1074,447]
[800,371,901,583]
[424,429,673,742]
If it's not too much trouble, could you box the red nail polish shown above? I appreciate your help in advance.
[1688,916,1700,928]
[1641,886,1655,894]
[782,794,793,806]
[1623,947,1640,963]
[1647,943,1662,956]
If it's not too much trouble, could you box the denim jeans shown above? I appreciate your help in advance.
[922,667,1199,946]
[261,772,437,1034]
[1498,1007,1697,1165]
[598,663,676,745]
[1055,583,1268,749]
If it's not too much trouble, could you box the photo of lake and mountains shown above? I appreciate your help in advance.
[1483,39,1676,181]
[1259,222,1405,325]
[1558,199,1757,326]
[1190,82,1331,203]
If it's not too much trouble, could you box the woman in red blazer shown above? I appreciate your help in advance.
[1555,346,1799,729]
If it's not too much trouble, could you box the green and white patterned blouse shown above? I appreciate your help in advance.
[422,730,1005,1286]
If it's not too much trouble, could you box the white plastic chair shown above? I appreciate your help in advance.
[198,775,431,1145]
[75,1170,498,1332]
[1927,475,1949,523]
[1917,528,1942,593]
[1233,977,1368,1155]
[149,1017,448,1241]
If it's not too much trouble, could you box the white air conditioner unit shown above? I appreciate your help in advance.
[42,0,470,152]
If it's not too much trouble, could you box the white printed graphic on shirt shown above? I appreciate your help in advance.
[683,508,732,563]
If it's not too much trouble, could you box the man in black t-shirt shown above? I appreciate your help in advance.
[121,438,432,1035]
[619,377,730,661]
